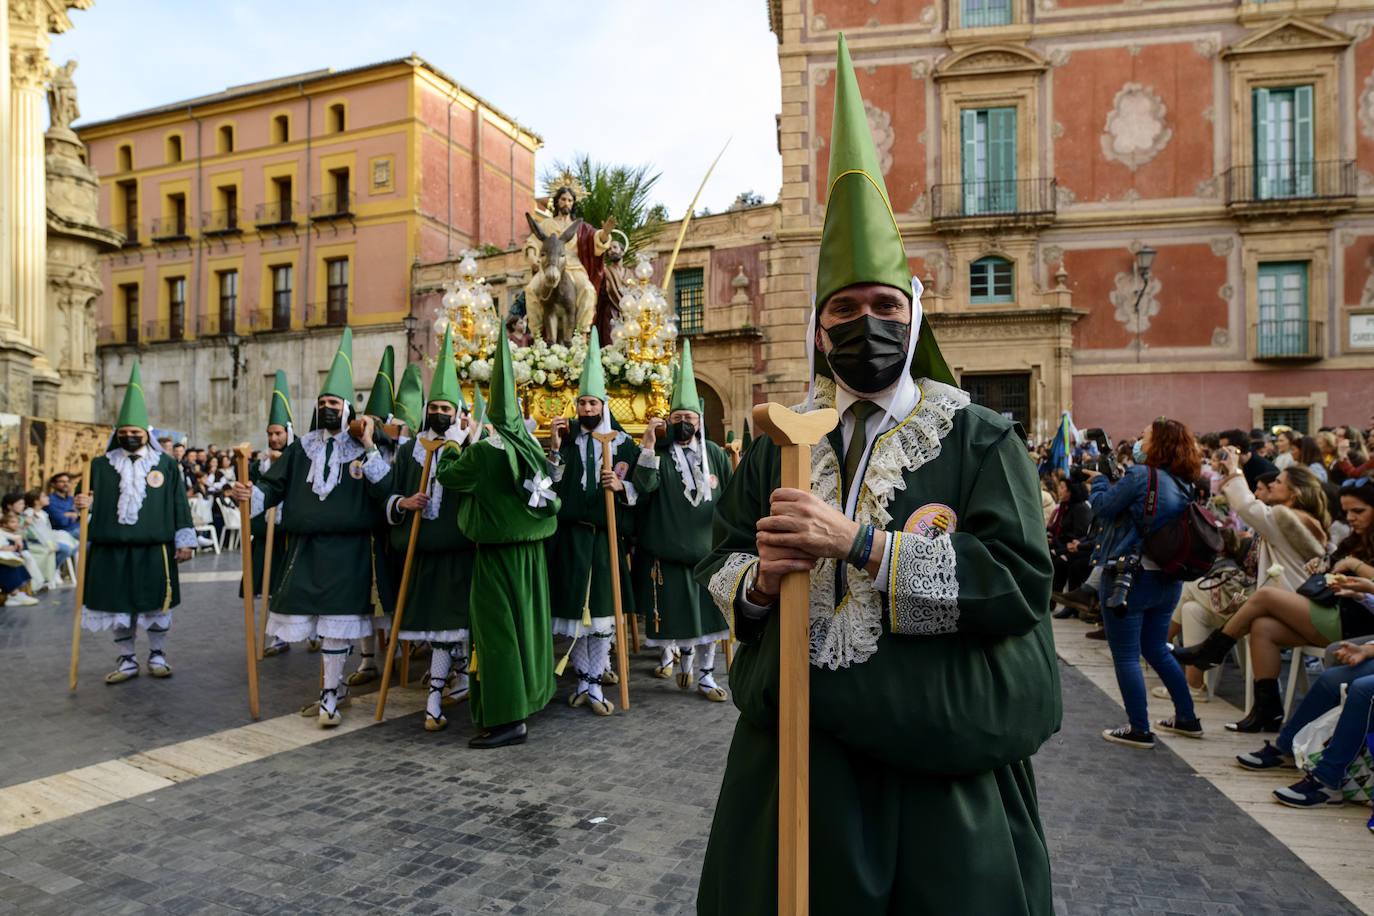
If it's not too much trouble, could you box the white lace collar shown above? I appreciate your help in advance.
[106,447,157,525]
[802,377,970,670]
[411,428,462,519]
[669,433,712,507]
[300,429,365,501]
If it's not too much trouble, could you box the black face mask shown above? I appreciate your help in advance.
[426,412,453,435]
[672,420,696,444]
[317,406,343,431]
[821,315,911,394]
[117,434,145,453]
[577,413,601,431]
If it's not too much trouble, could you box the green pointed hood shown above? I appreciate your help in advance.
[669,340,703,414]
[427,326,466,410]
[319,327,354,401]
[362,345,395,419]
[489,329,548,499]
[470,383,488,440]
[393,364,424,434]
[267,369,294,435]
[577,327,608,402]
[116,359,150,429]
[814,34,954,388]
[742,419,752,450]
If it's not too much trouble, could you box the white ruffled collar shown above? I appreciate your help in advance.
[300,429,365,501]
[411,427,462,519]
[669,433,712,506]
[106,447,157,525]
[802,376,969,670]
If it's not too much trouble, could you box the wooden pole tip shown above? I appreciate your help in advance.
[750,403,838,448]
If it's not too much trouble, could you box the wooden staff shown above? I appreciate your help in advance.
[592,430,632,711]
[232,444,261,719]
[725,440,742,472]
[751,401,837,916]
[256,454,278,660]
[375,436,447,721]
[67,454,94,691]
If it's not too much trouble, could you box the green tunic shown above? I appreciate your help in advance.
[253,431,391,617]
[694,381,1061,915]
[437,433,559,729]
[85,451,194,615]
[547,430,640,626]
[631,438,732,644]
[385,434,473,635]
[242,458,288,598]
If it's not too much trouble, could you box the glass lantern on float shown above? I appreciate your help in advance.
[609,251,677,416]
[436,250,499,363]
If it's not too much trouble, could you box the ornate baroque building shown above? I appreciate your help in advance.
[765,0,1374,440]
[81,57,539,445]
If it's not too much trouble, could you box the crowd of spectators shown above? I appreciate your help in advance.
[1041,418,1374,823]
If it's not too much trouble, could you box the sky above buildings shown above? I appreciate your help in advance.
[49,0,784,218]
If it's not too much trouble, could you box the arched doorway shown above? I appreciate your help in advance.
[697,379,726,445]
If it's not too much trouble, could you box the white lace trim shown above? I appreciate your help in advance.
[410,431,460,521]
[266,612,372,642]
[670,436,712,507]
[397,628,469,642]
[706,552,758,626]
[642,630,731,649]
[801,377,969,669]
[300,430,366,500]
[551,615,615,638]
[81,609,172,633]
[888,532,960,635]
[106,449,156,525]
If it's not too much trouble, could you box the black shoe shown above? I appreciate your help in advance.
[1155,715,1204,738]
[1236,740,1296,771]
[1055,587,1097,614]
[1172,629,1236,670]
[1226,678,1284,733]
[468,720,527,749]
[1101,725,1155,749]
[1052,605,1078,619]
[1085,627,1106,640]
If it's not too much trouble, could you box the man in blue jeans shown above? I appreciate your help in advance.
[1236,639,1374,806]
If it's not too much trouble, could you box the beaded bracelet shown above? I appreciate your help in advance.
[848,523,876,569]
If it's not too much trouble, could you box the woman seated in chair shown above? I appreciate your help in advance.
[1176,474,1374,733]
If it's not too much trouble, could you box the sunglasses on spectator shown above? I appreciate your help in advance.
[1342,477,1372,489]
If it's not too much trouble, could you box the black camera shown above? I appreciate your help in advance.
[1071,428,1121,482]
[1104,554,1141,617]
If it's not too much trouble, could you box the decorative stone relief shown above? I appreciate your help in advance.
[864,65,878,75]
[812,134,827,150]
[1052,122,1065,140]
[1127,44,1144,57]
[910,60,931,80]
[1193,39,1217,58]
[1121,188,1142,202]
[921,6,936,24]
[907,192,931,219]
[1362,257,1374,307]
[814,68,830,87]
[1197,177,1221,199]
[1056,185,1077,207]
[1202,105,1215,122]
[916,129,928,146]
[1218,284,1234,302]
[1110,272,1162,334]
[1354,21,1373,41]
[1210,237,1234,257]
[1049,49,1071,67]
[1100,83,1172,172]
[812,13,829,31]
[1361,171,1374,195]
[866,18,880,28]
[865,101,895,175]
[1359,73,1374,143]
[1042,245,1064,267]
[1211,328,1230,347]
[1040,0,1057,10]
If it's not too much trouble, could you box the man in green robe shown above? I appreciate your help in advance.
[385,328,476,732]
[76,360,197,684]
[546,328,639,716]
[248,370,294,657]
[228,329,392,728]
[436,330,559,748]
[693,34,1060,915]
[632,340,733,700]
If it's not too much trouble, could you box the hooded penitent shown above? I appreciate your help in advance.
[267,369,295,443]
[575,327,612,436]
[394,363,425,435]
[668,339,711,504]
[115,359,150,430]
[811,33,954,393]
[428,326,467,411]
[363,345,396,420]
[489,330,551,514]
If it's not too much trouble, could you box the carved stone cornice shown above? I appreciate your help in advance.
[1222,17,1353,58]
[926,306,1085,341]
[933,43,1049,81]
[9,45,50,92]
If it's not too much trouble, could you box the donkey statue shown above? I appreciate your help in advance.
[523,212,587,346]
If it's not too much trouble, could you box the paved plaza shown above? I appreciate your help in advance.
[0,552,1367,915]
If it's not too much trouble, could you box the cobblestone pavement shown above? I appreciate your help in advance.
[0,554,1362,915]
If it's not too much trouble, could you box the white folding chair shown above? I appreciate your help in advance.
[220,506,242,552]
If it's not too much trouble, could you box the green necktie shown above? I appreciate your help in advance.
[585,434,597,493]
[842,400,879,501]
[323,437,334,485]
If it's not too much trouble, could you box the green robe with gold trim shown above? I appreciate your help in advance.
[694,381,1060,915]
[385,434,473,634]
[85,451,194,615]
[631,438,732,644]
[437,433,558,729]
[547,430,640,625]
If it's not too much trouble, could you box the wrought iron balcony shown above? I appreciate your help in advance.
[305,299,350,328]
[929,178,1056,229]
[309,192,353,220]
[149,215,190,242]
[250,307,293,333]
[254,200,298,227]
[98,324,137,345]
[1250,319,1323,361]
[196,312,238,336]
[142,319,189,342]
[118,220,140,248]
[202,208,242,235]
[1225,160,1355,213]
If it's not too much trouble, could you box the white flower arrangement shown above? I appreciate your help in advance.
[447,328,676,393]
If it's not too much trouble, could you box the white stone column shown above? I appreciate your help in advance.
[10,40,48,362]
[0,1,14,339]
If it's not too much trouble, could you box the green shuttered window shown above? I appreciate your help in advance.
[961,107,1017,215]
[962,0,1012,27]
[1253,86,1313,199]
[675,267,704,335]
[1256,262,1308,357]
[970,257,1014,304]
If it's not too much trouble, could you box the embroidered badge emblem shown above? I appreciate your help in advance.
[709,474,719,489]
[348,460,364,480]
[614,460,629,480]
[145,469,165,489]
[904,503,957,538]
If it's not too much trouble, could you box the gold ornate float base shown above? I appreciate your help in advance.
[461,382,668,436]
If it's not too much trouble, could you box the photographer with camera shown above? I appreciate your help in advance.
[1085,418,1206,748]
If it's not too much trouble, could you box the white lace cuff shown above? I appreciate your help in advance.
[706,552,759,622]
[362,452,390,484]
[887,532,959,636]
[249,485,265,520]
[638,448,659,469]
[386,494,404,525]
[621,481,639,507]
[550,457,565,484]
[174,528,198,550]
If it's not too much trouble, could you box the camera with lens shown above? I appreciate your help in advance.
[1071,427,1121,482]
[1103,554,1141,618]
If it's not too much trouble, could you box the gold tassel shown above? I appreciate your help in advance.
[581,573,593,627]
[468,648,478,677]
[554,640,574,677]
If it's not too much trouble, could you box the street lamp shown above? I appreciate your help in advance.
[403,313,421,361]
[1132,246,1157,362]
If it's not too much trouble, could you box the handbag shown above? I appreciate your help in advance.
[1292,685,1374,805]
[1296,573,1337,605]
[1140,468,1224,581]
